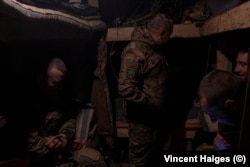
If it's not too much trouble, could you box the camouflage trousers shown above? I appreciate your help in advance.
[56,147,107,167]
[128,121,159,167]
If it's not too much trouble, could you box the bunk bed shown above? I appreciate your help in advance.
[0,0,106,41]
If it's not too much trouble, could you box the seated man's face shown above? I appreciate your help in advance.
[47,67,65,89]
[234,51,248,81]
[199,96,218,122]
[199,95,235,126]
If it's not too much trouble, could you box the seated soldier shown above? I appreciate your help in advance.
[27,57,106,167]
[197,69,245,151]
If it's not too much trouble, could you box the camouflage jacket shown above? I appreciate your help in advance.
[118,26,168,116]
[27,113,76,158]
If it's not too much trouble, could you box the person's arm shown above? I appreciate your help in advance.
[27,119,76,157]
[118,50,149,105]
[58,118,76,143]
[27,130,50,155]
[213,130,232,151]
[27,129,66,156]
[57,118,83,151]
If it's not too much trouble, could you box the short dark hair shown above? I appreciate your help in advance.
[147,13,173,35]
[47,57,67,74]
[198,70,243,106]
[237,48,248,54]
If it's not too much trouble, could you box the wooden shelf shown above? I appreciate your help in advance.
[200,0,250,36]
[106,23,200,42]
[107,1,250,42]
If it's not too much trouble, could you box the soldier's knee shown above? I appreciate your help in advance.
[73,147,107,167]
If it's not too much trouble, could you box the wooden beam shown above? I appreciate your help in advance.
[200,1,250,36]
[106,27,134,42]
[216,37,232,71]
[106,23,200,42]
[171,23,200,38]
[216,50,232,71]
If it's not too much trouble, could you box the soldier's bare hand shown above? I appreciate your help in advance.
[45,134,67,152]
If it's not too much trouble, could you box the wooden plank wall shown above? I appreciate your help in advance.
[200,0,250,36]
[106,23,200,42]
[106,1,250,41]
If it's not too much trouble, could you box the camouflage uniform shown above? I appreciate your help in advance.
[27,80,106,167]
[27,112,106,167]
[118,26,168,167]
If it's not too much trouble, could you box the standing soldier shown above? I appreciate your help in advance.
[118,13,173,167]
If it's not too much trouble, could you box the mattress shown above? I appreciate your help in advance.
[0,0,106,34]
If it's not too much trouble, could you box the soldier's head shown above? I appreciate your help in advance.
[234,48,249,81]
[198,70,244,123]
[47,57,66,89]
[147,13,173,47]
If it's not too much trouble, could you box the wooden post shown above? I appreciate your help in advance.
[216,50,232,71]
[216,37,232,71]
